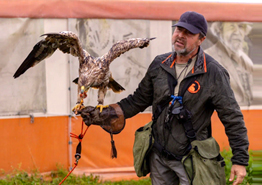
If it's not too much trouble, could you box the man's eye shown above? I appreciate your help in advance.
[186,31,194,35]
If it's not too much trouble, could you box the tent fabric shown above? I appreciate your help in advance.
[0,0,262,180]
[0,0,261,22]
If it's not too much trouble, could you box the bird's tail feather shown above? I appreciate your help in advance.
[108,77,125,93]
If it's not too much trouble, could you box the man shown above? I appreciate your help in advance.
[205,22,253,106]
[80,11,249,185]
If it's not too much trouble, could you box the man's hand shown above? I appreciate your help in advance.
[80,105,115,126]
[229,164,247,185]
[80,104,125,134]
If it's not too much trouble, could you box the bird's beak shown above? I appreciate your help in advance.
[81,86,85,94]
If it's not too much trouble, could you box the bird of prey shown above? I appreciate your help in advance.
[13,31,155,113]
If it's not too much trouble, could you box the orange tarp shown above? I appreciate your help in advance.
[212,110,262,151]
[1,109,260,174]
[0,116,69,173]
[0,0,261,22]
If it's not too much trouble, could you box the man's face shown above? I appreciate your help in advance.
[221,22,246,51]
[172,26,204,56]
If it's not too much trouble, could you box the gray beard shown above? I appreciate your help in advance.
[172,44,196,57]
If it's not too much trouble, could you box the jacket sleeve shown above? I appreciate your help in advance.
[210,65,249,166]
[117,63,154,119]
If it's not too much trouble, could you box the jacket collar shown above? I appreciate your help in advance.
[160,47,207,79]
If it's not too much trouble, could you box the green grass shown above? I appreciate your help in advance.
[0,166,151,185]
[221,150,262,185]
[250,151,262,185]
[0,150,261,185]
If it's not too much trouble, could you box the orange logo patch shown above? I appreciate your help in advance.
[188,80,200,93]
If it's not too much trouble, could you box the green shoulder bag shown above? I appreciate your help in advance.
[133,121,154,177]
[182,137,226,185]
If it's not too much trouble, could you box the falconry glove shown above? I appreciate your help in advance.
[80,104,126,158]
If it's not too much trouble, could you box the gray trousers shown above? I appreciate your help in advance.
[149,150,190,185]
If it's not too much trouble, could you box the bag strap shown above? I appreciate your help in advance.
[152,68,197,123]
[152,74,198,159]
[178,53,212,141]
[178,76,198,142]
[152,97,172,122]
[178,108,196,142]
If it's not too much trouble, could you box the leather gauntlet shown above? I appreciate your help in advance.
[80,104,125,134]
[80,104,125,158]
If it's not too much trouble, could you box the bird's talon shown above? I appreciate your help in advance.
[96,105,109,112]
[72,102,85,114]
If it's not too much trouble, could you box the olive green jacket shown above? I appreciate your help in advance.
[118,47,249,166]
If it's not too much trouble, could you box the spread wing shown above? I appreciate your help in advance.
[13,31,88,78]
[100,37,156,67]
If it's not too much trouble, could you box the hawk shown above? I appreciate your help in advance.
[13,31,155,113]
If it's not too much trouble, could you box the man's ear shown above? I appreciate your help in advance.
[198,36,206,45]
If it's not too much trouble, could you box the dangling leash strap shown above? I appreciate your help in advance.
[110,132,117,158]
[59,120,89,185]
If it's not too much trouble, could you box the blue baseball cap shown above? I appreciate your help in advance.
[172,11,208,36]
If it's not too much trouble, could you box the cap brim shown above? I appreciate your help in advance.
[172,22,201,34]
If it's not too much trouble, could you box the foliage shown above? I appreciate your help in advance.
[0,150,261,185]
[220,150,262,185]
[221,150,252,185]
[250,151,262,185]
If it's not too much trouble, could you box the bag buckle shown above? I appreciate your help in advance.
[170,95,183,106]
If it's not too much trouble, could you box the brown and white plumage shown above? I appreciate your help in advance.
[13,31,155,112]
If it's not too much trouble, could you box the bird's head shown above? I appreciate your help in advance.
[77,76,90,92]
[81,86,85,94]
